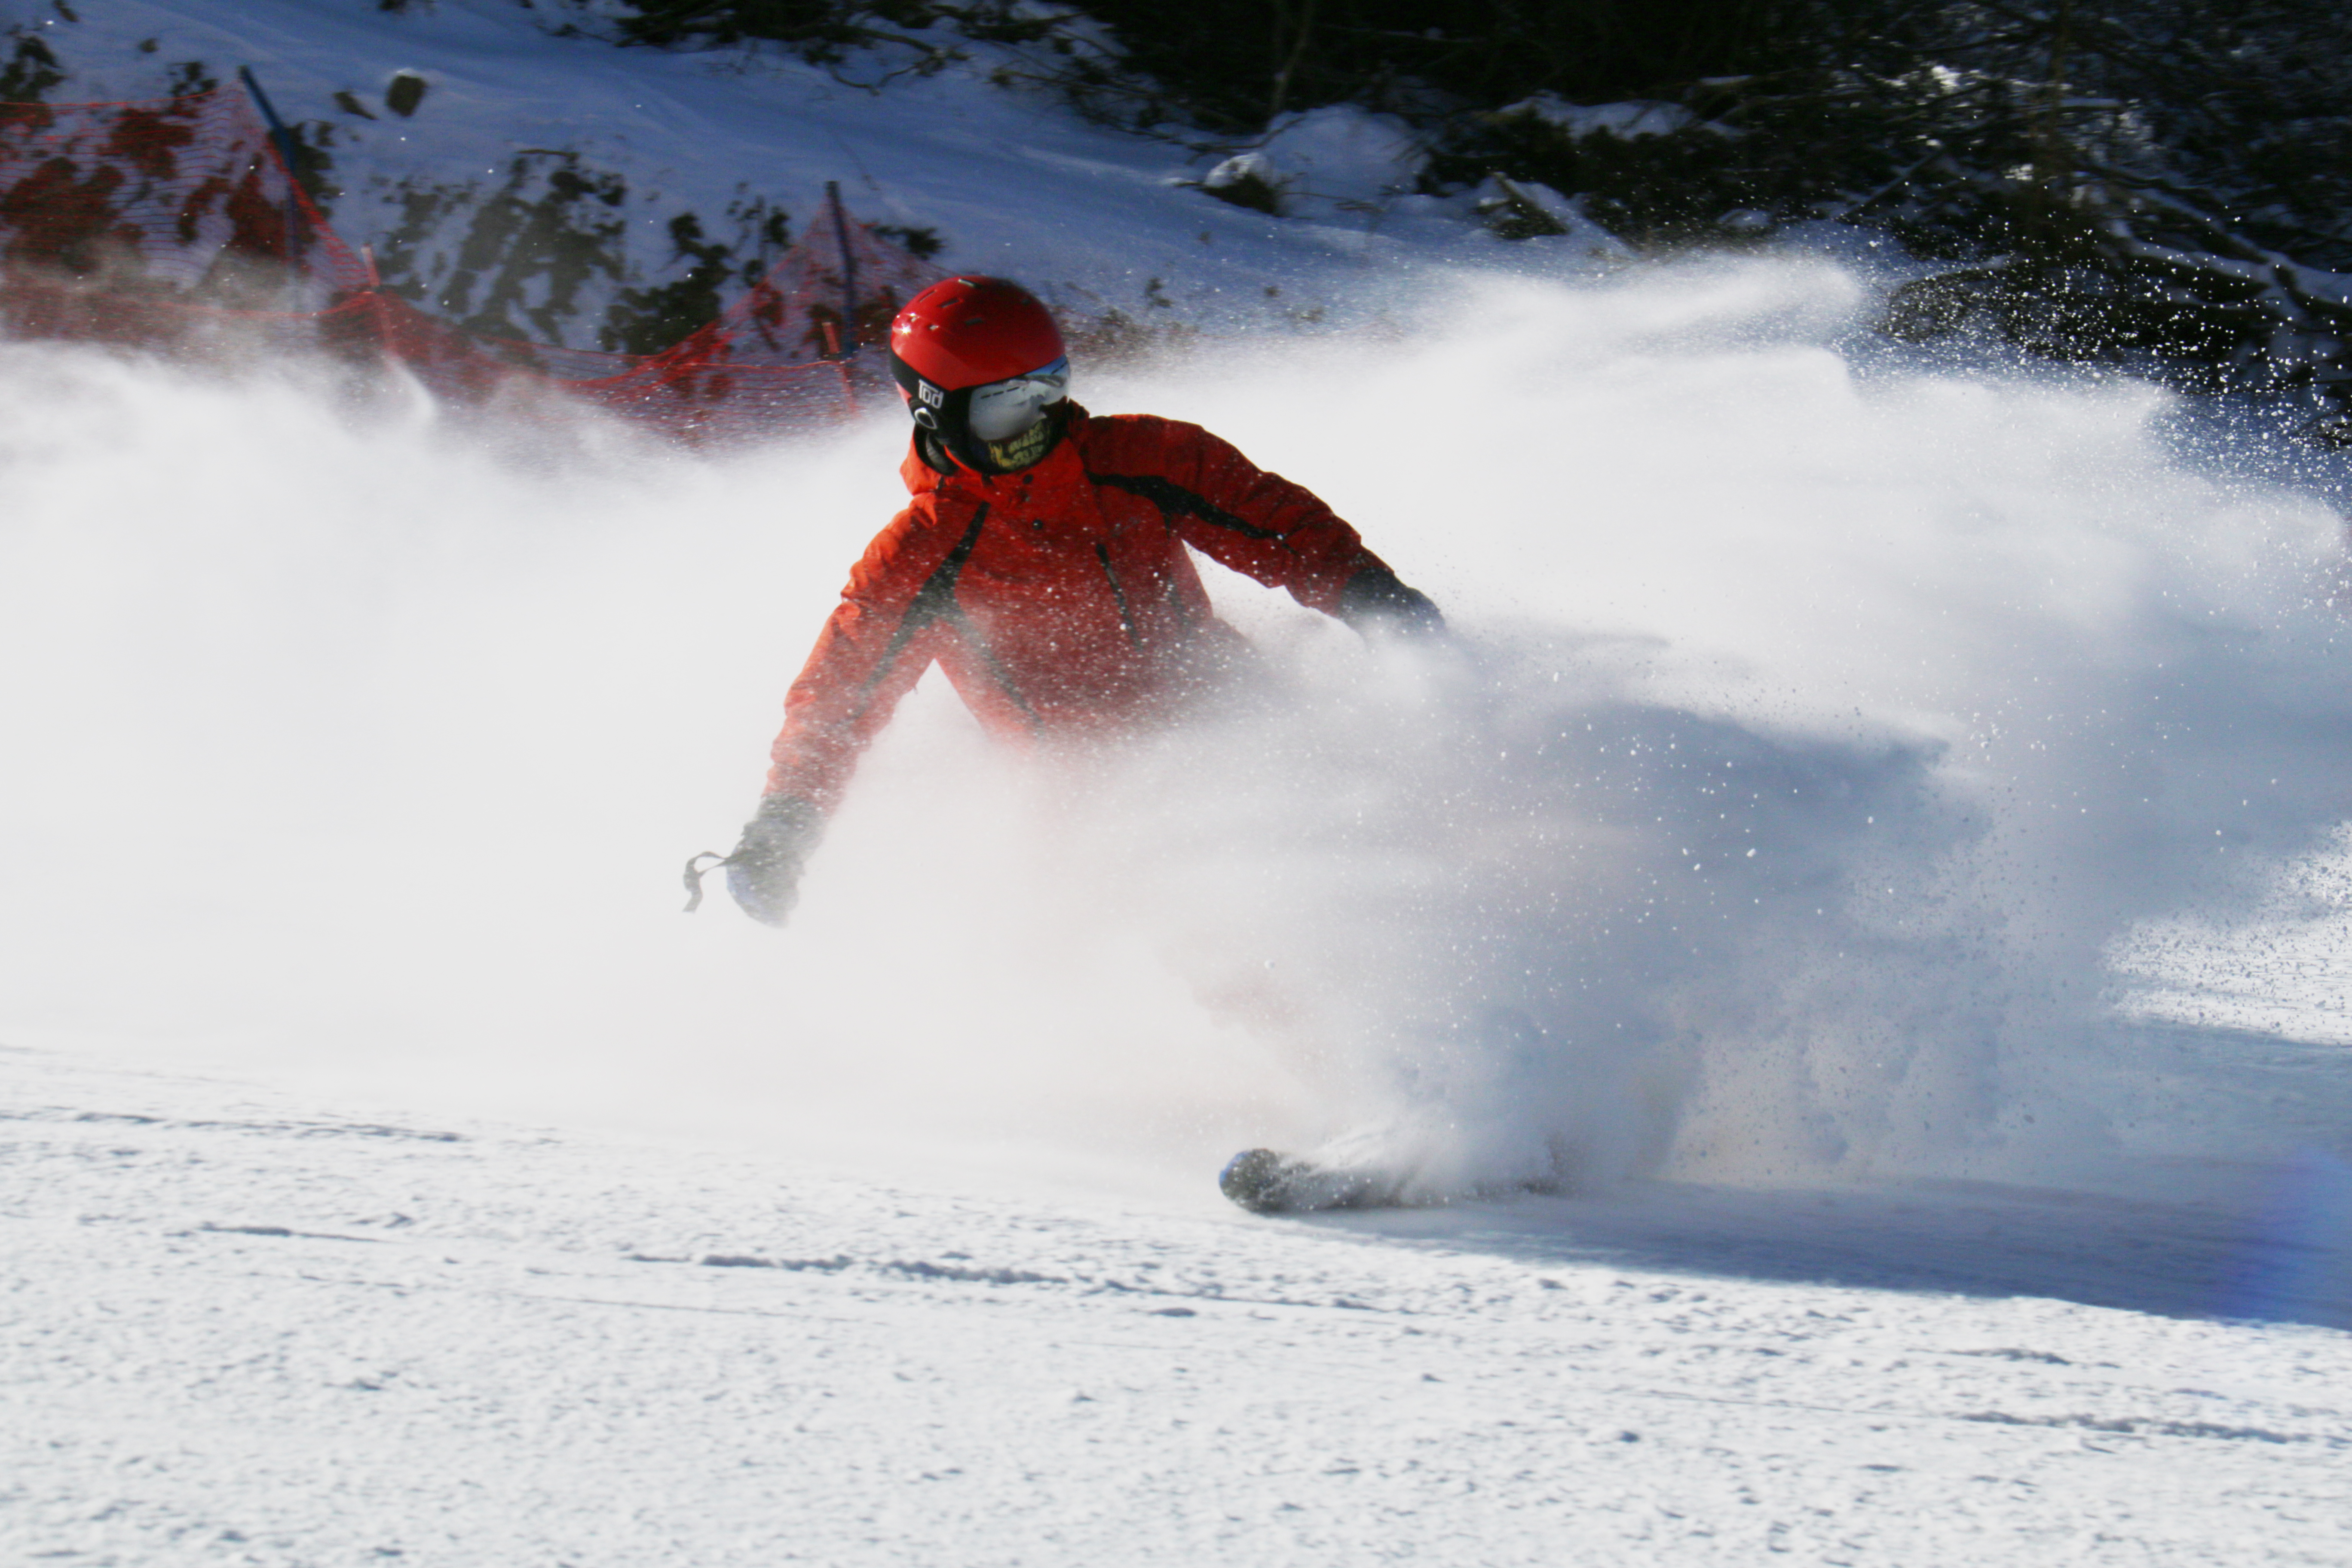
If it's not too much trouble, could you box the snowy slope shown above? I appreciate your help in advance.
[4,3,2352,1564]
[9,1047,2350,1566]
[3,0,1516,344]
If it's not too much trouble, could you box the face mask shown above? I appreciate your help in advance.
[980,413,1061,472]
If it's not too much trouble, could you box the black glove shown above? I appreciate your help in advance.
[682,795,825,926]
[1337,564,1446,637]
[727,794,824,925]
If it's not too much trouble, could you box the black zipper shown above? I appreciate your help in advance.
[1095,541,1140,646]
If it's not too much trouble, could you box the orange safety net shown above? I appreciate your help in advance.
[0,86,944,441]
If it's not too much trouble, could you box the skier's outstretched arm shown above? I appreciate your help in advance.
[1093,416,1444,637]
[708,508,959,925]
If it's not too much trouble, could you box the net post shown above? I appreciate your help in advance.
[237,67,305,293]
[825,180,858,356]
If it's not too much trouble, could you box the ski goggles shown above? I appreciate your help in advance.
[965,356,1071,442]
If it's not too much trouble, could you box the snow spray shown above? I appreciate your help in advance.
[2,254,2349,1208]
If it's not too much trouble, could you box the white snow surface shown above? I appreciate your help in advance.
[9,1046,2351,1565]
[4,3,2352,1562]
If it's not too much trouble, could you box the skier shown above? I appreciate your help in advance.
[696,274,1443,927]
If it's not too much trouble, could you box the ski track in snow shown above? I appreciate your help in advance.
[6,1046,2352,1566]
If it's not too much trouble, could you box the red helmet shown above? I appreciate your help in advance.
[887,276,1071,473]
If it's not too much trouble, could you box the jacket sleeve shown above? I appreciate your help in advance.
[1108,418,1422,620]
[762,505,964,814]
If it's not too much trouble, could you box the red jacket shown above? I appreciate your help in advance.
[764,407,1420,812]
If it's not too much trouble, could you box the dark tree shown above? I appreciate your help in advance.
[604,0,2352,419]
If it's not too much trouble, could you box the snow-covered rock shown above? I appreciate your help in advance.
[1494,93,1716,141]
[1238,104,1426,221]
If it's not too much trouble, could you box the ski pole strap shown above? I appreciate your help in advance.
[681,850,735,914]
